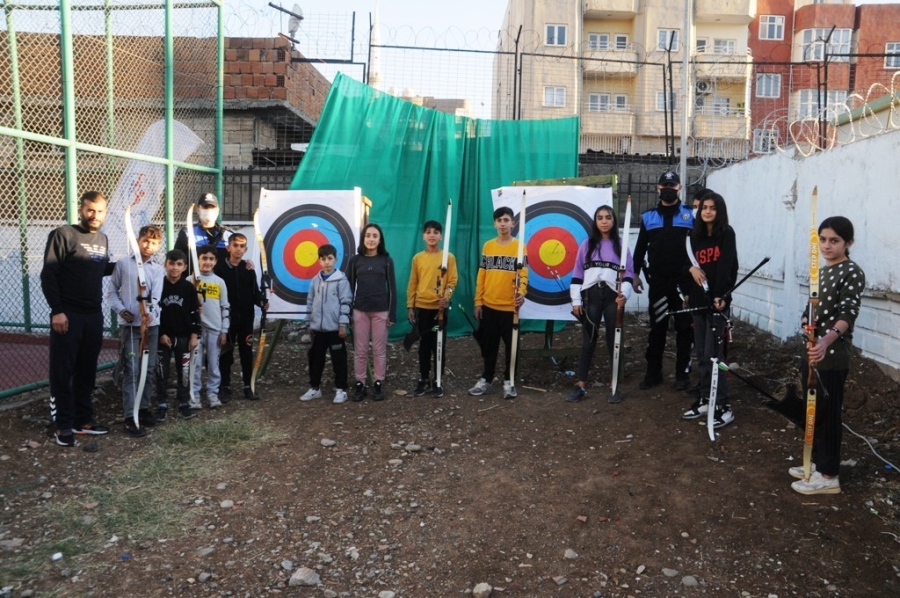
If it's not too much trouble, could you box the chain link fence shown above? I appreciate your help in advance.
[0,0,221,398]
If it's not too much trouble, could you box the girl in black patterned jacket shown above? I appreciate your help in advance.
[790,216,865,496]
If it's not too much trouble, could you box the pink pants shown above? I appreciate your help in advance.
[352,311,389,383]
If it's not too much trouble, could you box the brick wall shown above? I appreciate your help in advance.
[223,37,330,123]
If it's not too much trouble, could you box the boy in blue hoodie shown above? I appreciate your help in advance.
[299,244,352,404]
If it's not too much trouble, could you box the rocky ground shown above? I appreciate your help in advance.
[1,314,899,597]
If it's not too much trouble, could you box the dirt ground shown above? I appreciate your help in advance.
[1,313,899,597]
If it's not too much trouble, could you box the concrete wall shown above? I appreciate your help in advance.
[708,130,900,378]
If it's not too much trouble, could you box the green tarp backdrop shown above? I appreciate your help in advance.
[290,73,579,339]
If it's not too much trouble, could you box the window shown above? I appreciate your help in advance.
[588,33,609,50]
[797,89,848,119]
[801,28,851,62]
[713,39,735,55]
[696,38,708,53]
[614,34,629,50]
[759,15,785,41]
[753,128,779,153]
[656,91,676,111]
[712,96,731,115]
[614,94,628,111]
[544,86,566,107]
[886,42,900,69]
[546,24,567,46]
[657,29,680,52]
[589,93,610,112]
[756,73,782,98]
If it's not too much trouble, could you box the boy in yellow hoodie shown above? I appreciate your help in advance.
[406,220,459,398]
[469,206,528,399]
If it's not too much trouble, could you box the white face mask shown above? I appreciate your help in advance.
[198,207,219,227]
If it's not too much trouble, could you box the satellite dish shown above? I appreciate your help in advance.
[288,4,303,38]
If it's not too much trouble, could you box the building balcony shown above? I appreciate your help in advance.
[581,108,636,136]
[582,49,640,77]
[693,108,750,139]
[695,0,756,24]
[694,52,753,81]
[637,112,683,137]
[583,0,638,19]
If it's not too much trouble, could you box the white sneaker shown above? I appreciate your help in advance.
[682,398,709,420]
[468,378,492,396]
[503,380,517,399]
[712,405,734,428]
[333,389,348,404]
[300,387,323,401]
[791,471,840,495]
[188,396,202,410]
[208,394,222,408]
[788,463,817,479]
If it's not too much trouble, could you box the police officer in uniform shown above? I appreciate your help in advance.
[632,171,694,390]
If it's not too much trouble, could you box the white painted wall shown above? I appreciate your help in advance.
[707,130,900,378]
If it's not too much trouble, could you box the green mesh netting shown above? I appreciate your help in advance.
[290,73,579,339]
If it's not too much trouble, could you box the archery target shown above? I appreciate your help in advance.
[513,200,593,306]
[265,204,355,304]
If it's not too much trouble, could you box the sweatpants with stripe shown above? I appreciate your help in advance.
[193,329,223,398]
[48,310,104,434]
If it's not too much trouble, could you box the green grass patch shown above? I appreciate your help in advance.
[0,413,281,587]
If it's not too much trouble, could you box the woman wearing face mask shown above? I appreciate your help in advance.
[174,193,233,274]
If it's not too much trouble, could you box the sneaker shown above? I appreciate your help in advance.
[432,385,444,398]
[220,385,232,400]
[608,390,623,404]
[179,405,198,419]
[682,398,709,420]
[138,409,157,427]
[413,379,431,397]
[503,380,517,399]
[243,386,260,401]
[353,382,366,402]
[124,420,147,438]
[155,405,168,423]
[300,387,323,401]
[333,389,348,404]
[74,421,110,435]
[188,396,202,410]
[208,394,222,409]
[788,464,818,479]
[566,385,587,403]
[468,377,492,396]
[372,381,385,401]
[639,374,663,390]
[791,471,841,495]
[712,405,734,428]
[55,430,76,447]
[674,377,690,391]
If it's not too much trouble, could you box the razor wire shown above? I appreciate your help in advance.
[0,0,221,398]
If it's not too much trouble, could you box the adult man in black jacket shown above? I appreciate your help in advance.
[632,171,694,390]
[41,191,116,446]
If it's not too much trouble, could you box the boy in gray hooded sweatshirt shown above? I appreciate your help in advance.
[300,244,352,404]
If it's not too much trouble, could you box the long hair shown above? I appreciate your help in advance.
[587,205,622,260]
[692,192,729,240]
[357,223,389,256]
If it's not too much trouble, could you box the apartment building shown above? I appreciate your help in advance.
[494,0,756,159]
[495,0,900,160]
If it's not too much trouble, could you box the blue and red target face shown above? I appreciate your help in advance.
[512,200,593,306]
[264,204,355,305]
